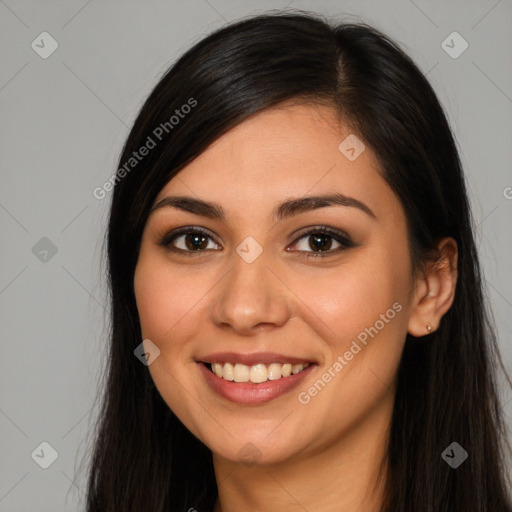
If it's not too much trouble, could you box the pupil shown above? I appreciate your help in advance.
[186,233,207,250]
[310,234,331,251]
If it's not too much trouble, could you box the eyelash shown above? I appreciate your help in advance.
[159,225,356,259]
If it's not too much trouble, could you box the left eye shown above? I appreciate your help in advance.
[288,228,353,257]
[293,233,342,252]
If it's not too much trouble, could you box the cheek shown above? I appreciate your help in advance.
[133,255,204,345]
[293,247,410,351]
[290,250,410,427]
[133,255,209,429]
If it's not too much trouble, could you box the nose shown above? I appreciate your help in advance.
[210,249,292,336]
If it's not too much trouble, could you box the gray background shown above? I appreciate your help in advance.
[1,0,511,510]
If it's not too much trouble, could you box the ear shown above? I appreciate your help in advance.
[407,237,458,337]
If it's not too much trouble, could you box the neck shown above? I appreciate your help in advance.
[212,392,393,512]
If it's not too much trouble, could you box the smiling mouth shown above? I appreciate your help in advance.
[202,361,312,384]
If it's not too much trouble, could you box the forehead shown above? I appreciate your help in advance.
[153,103,397,222]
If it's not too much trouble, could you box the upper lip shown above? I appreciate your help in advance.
[197,352,316,366]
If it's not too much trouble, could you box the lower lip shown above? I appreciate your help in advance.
[197,362,316,405]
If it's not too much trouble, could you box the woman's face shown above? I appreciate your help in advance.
[134,102,417,465]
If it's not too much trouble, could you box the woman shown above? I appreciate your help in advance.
[84,10,512,512]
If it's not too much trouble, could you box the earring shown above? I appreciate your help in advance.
[426,323,432,333]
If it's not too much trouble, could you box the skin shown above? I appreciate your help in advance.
[133,102,458,512]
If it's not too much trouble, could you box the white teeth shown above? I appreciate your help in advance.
[208,362,310,383]
[281,363,292,377]
[292,364,304,375]
[234,363,250,382]
[249,364,268,383]
[212,363,223,378]
[267,363,282,380]
[223,362,235,381]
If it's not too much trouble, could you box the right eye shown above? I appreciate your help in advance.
[160,227,222,256]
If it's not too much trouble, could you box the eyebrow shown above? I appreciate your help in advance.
[149,193,376,222]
